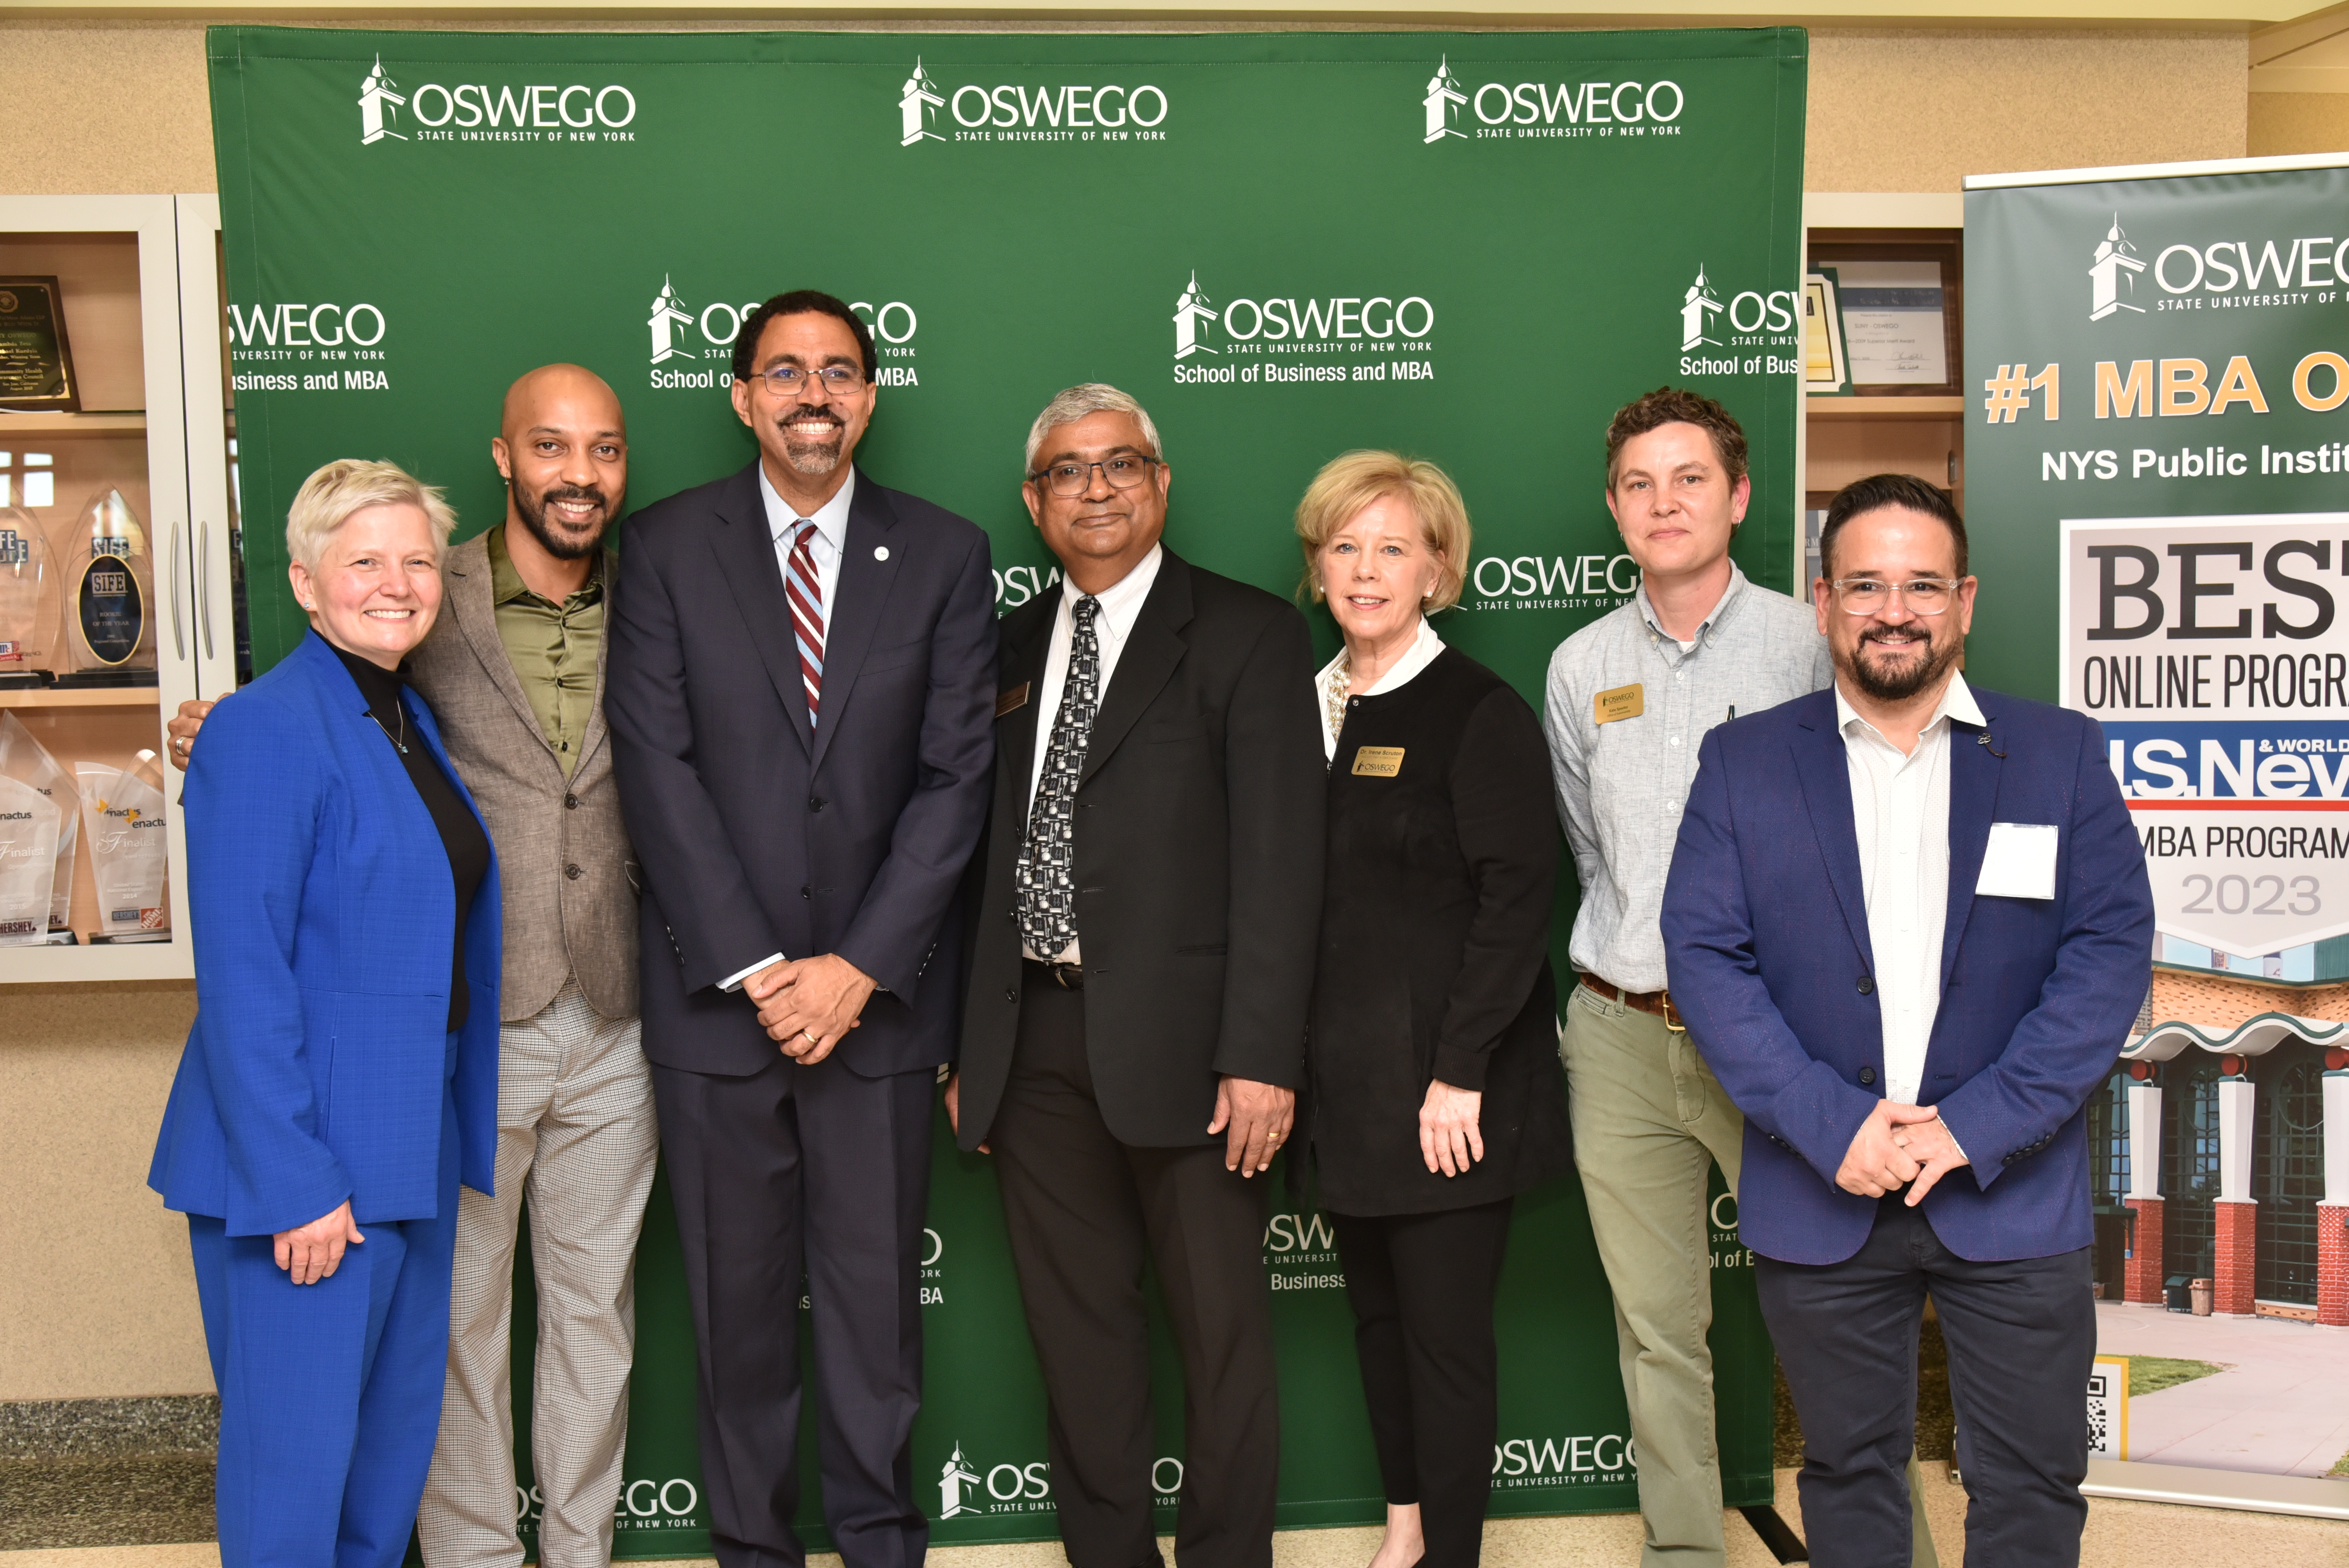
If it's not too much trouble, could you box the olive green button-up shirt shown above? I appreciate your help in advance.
[486,524,604,778]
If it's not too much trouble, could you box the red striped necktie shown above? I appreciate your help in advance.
[785,520,825,728]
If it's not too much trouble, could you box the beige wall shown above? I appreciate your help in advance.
[2250,88,2349,154]
[0,11,2257,1402]
[0,981,211,1401]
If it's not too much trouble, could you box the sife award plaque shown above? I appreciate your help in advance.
[0,277,80,413]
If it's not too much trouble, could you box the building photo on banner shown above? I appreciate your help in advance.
[201,25,1807,1560]
[1968,152,2349,1509]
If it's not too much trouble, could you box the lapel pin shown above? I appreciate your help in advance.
[874,545,890,561]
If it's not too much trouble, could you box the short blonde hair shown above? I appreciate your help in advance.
[1294,451,1470,611]
[1025,383,1164,474]
[285,458,456,574]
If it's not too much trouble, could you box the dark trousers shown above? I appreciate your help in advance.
[991,971,1279,1568]
[651,1052,935,1568]
[1331,1198,1513,1568]
[1757,1196,2095,1568]
[189,1084,460,1568]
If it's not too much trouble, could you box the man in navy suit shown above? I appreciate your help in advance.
[606,290,996,1568]
[1661,473,2153,1568]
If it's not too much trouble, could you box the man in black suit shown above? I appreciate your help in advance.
[946,383,1325,1568]
[606,290,996,1568]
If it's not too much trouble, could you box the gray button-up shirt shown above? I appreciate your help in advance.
[1543,563,1833,993]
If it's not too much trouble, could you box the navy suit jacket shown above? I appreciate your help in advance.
[1659,684,2153,1266]
[606,462,996,1078]
[149,631,502,1236]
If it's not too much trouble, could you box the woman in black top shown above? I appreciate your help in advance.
[1297,453,1570,1568]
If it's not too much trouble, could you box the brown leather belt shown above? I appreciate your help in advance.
[1579,972,1684,1032]
[1024,957,1084,991]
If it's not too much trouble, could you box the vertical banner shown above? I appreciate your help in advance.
[1968,158,2349,1494]
[210,27,1807,1555]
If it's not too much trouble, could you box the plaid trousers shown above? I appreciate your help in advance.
[418,980,659,1568]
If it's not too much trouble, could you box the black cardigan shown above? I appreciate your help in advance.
[1304,644,1572,1216]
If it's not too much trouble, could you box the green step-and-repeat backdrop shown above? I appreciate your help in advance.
[207,25,1806,1556]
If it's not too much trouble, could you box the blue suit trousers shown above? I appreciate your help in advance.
[191,1079,463,1568]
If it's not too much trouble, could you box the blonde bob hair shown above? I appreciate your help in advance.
[284,458,457,574]
[1293,451,1470,611]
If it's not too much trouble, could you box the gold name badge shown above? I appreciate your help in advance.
[1352,746,1405,777]
[1595,683,1644,724]
[995,682,1031,718]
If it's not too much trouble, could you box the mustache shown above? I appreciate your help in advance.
[776,404,844,430]
[536,484,608,516]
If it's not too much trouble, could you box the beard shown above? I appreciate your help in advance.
[513,483,610,561]
[1841,622,1962,703]
[775,403,847,478]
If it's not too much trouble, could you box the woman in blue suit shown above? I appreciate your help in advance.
[150,458,500,1568]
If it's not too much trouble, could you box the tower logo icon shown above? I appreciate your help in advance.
[648,276,695,365]
[900,59,946,146]
[1173,272,1219,360]
[1679,265,1723,351]
[358,55,407,144]
[2089,215,2146,321]
[1423,57,1467,143]
[938,1444,983,1519]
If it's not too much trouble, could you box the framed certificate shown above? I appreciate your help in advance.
[0,276,80,412]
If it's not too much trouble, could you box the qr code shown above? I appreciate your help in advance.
[2085,1372,2113,1458]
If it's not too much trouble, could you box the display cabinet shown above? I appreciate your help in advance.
[0,194,228,981]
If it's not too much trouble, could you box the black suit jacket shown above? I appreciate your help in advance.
[606,462,997,1079]
[957,548,1326,1148]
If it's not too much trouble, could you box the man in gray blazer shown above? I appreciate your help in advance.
[170,364,656,1568]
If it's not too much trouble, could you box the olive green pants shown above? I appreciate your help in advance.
[1562,981,1938,1568]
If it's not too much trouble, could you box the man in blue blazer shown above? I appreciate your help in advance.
[1661,473,2153,1568]
[606,290,995,1568]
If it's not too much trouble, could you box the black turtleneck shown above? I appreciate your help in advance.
[330,638,490,1032]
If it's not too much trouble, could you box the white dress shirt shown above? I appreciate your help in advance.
[1313,617,1445,760]
[1836,670,1985,1112]
[718,466,859,994]
[1020,544,1164,963]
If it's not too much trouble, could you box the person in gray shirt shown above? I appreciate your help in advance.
[1543,388,1934,1568]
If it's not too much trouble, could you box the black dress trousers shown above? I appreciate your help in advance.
[991,973,1279,1568]
[1331,1199,1514,1568]
[1757,1196,2096,1568]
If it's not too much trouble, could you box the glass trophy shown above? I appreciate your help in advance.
[0,711,76,939]
[58,487,157,687]
[0,771,61,945]
[76,751,168,941]
[0,504,59,687]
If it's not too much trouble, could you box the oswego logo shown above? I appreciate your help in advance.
[1673,265,1799,378]
[1167,270,1436,387]
[358,55,640,146]
[2087,209,2349,318]
[896,59,1170,146]
[645,277,921,390]
[1423,58,1686,144]
[934,1442,1182,1519]
[2091,216,2146,322]
[226,300,390,394]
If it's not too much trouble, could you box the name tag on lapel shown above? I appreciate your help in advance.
[1352,746,1405,777]
[1977,822,2058,900]
[996,682,1031,718]
[1595,683,1643,724]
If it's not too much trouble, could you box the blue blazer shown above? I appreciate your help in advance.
[149,632,501,1237]
[1659,684,2153,1266]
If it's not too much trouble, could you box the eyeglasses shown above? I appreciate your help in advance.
[745,364,865,397]
[1829,577,1964,616]
[1028,455,1162,498]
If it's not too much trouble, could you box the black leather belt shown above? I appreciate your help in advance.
[1023,957,1084,991]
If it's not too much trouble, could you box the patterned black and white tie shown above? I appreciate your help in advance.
[1017,595,1103,962]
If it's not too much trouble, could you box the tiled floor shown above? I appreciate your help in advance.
[4,1468,2345,1568]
